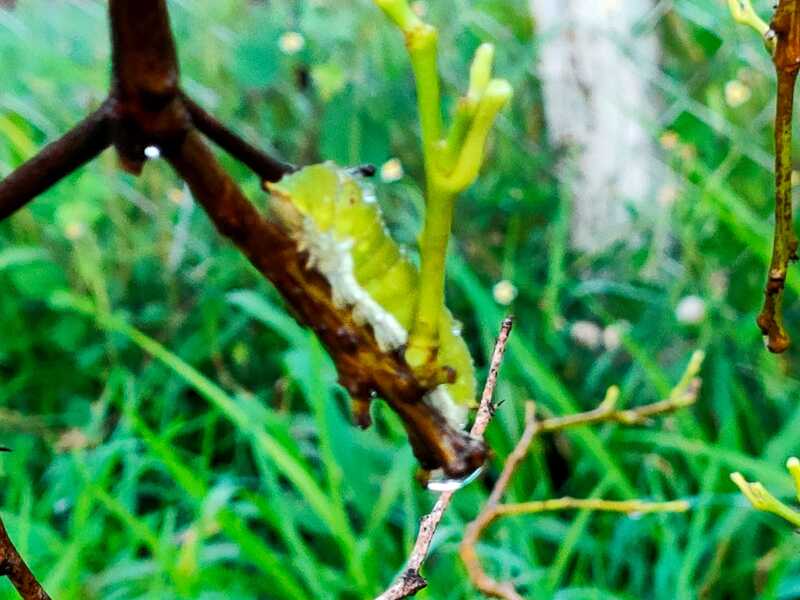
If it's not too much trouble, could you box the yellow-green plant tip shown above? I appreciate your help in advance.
[727,0,771,44]
[731,472,755,501]
[689,349,706,372]
[468,43,495,100]
[484,78,513,105]
[599,385,620,411]
[787,457,800,499]
[441,79,513,192]
[749,482,772,509]
[373,0,420,31]
[669,349,704,403]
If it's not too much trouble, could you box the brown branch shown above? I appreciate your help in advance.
[0,0,488,477]
[459,352,704,600]
[107,0,188,175]
[756,0,800,352]
[109,0,178,98]
[375,317,514,600]
[182,94,294,182]
[0,105,111,221]
[0,516,51,600]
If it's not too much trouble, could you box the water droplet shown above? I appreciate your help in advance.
[426,465,484,492]
[144,145,161,159]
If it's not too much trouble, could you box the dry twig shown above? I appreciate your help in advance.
[753,0,800,352]
[458,351,704,600]
[375,317,514,600]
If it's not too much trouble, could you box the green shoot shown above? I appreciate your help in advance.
[731,457,800,528]
[728,0,775,51]
[373,0,512,372]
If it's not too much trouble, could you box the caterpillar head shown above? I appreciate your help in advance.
[266,162,341,231]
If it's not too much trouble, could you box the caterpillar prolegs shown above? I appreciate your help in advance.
[266,162,477,428]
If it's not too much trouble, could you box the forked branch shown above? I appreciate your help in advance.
[0,0,487,478]
[0,105,111,220]
[459,351,704,600]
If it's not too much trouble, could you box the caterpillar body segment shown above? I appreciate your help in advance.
[266,162,476,427]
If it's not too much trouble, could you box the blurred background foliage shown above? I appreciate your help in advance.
[1,0,800,598]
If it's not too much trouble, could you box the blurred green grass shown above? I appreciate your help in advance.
[1,0,800,598]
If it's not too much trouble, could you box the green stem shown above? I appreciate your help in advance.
[409,80,511,365]
[374,0,511,371]
[407,184,455,367]
[441,99,475,171]
[402,19,448,368]
[408,24,443,167]
[439,80,512,192]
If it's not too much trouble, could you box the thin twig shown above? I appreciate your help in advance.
[731,457,800,528]
[375,317,514,600]
[755,0,800,352]
[492,497,689,518]
[459,352,704,600]
[471,316,514,438]
[182,93,294,182]
[0,104,111,220]
[0,516,51,600]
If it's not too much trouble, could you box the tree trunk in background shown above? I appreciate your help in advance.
[530,0,665,253]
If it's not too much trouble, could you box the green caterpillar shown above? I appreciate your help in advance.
[266,162,476,427]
